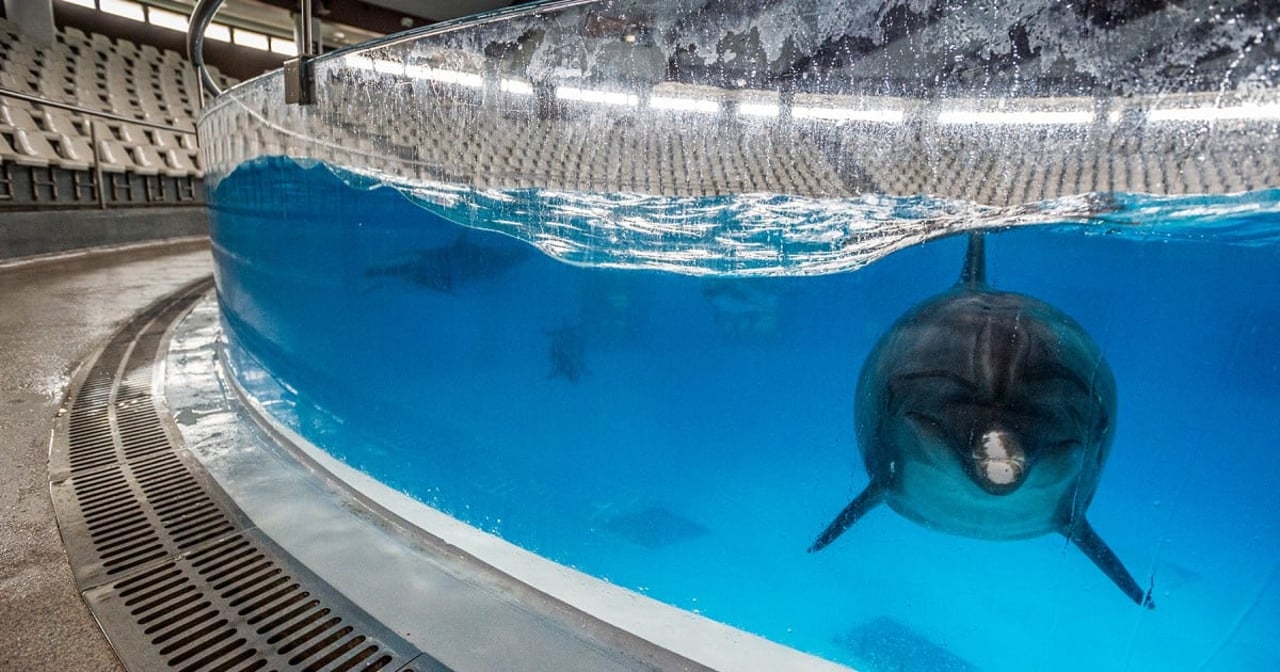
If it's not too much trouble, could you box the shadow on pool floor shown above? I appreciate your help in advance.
[602,506,710,549]
[836,616,978,672]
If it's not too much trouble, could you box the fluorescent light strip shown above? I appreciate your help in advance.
[234,29,270,52]
[99,0,144,21]
[556,86,639,107]
[205,23,231,43]
[793,106,903,123]
[650,96,719,113]
[938,109,1094,125]
[738,102,779,117]
[1148,103,1280,122]
[271,38,298,57]
[147,7,189,32]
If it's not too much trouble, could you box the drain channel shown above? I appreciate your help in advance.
[49,277,441,672]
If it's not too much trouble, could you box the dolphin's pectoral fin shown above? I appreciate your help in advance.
[809,483,885,553]
[1066,519,1155,609]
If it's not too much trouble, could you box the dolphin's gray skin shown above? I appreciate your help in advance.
[547,322,589,383]
[810,233,1153,609]
[365,232,531,294]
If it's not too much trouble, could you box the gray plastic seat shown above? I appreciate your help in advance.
[0,70,34,94]
[150,128,182,150]
[93,134,130,174]
[14,128,89,170]
[0,101,43,132]
[133,144,183,177]
[56,133,95,166]
[115,123,148,146]
[40,107,85,137]
[163,148,203,177]
[1,129,50,167]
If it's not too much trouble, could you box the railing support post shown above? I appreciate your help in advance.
[91,122,106,210]
[283,0,316,106]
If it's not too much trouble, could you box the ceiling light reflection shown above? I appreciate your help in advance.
[938,110,1094,125]
[738,103,779,118]
[500,79,534,95]
[1148,103,1280,122]
[793,106,903,123]
[650,96,720,113]
[556,86,639,107]
[406,64,483,87]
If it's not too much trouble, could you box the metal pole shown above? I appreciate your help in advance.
[283,0,316,105]
[299,0,314,57]
[90,122,106,210]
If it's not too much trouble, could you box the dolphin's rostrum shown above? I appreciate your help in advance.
[811,233,1154,609]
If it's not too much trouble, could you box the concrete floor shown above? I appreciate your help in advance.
[0,240,212,671]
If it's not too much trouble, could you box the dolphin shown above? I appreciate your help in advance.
[365,232,531,294]
[547,322,590,383]
[810,233,1153,609]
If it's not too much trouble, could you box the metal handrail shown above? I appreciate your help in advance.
[189,0,316,103]
[0,87,198,136]
[185,0,225,98]
[187,0,227,99]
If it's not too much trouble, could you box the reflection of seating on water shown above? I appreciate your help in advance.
[183,4,1279,207]
[323,80,851,198]
[222,68,1279,205]
[842,113,1280,206]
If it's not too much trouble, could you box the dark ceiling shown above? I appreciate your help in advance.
[249,0,541,36]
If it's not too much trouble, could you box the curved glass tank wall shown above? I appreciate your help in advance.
[200,1,1280,669]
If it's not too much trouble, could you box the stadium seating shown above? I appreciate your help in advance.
[0,15,236,209]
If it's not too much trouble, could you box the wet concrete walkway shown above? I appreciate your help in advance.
[0,240,212,671]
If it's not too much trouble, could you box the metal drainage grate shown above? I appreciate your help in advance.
[51,449,246,588]
[84,529,441,672]
[52,278,209,480]
[50,277,440,672]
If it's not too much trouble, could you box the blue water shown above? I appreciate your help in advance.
[210,157,1280,671]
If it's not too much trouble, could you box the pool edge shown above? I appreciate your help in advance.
[184,294,854,672]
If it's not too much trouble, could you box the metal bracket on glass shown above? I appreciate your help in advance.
[283,55,315,106]
[285,0,317,106]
